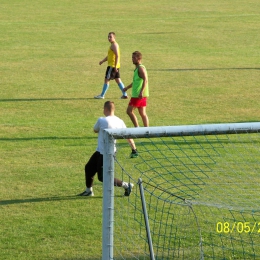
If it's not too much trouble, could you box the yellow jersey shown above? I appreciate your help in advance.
[107,42,120,68]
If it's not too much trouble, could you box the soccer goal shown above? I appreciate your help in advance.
[102,122,260,260]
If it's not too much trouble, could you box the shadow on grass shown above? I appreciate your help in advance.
[0,194,126,206]
[0,97,93,102]
[54,257,144,260]
[54,258,101,260]
[0,195,102,206]
[0,136,95,142]
[149,67,260,72]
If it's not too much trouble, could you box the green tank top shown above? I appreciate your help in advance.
[132,65,149,97]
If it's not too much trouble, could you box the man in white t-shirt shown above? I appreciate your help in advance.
[78,101,138,197]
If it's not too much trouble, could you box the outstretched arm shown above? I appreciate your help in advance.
[99,56,108,65]
[123,83,133,92]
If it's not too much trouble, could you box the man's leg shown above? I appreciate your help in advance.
[96,155,134,196]
[85,151,100,188]
[126,105,139,127]
[138,107,149,127]
[114,178,134,196]
[95,70,111,98]
[115,78,127,97]
[96,153,104,183]
[100,78,110,97]
[78,152,99,196]
[114,178,122,187]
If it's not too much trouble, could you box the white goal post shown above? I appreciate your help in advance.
[102,122,260,260]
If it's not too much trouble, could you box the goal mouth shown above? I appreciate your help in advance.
[102,122,260,260]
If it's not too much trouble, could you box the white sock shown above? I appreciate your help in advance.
[86,187,93,192]
[122,182,128,189]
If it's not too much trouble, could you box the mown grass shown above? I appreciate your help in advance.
[0,0,259,259]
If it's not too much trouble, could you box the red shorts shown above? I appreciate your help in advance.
[129,97,147,108]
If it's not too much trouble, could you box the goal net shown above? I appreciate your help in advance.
[102,122,260,260]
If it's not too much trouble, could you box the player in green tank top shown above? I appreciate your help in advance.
[132,64,149,98]
[123,51,149,127]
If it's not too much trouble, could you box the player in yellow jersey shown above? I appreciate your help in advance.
[123,51,149,127]
[94,32,128,99]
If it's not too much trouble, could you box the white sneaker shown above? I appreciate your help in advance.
[94,95,104,99]
[124,183,134,196]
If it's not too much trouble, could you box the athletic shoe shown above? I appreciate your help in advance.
[130,151,138,158]
[124,183,134,196]
[121,95,128,99]
[94,95,104,99]
[78,190,94,196]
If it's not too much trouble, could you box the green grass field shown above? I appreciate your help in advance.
[1,0,259,259]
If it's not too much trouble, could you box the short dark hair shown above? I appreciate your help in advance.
[104,101,115,112]
[132,51,142,59]
[108,32,116,36]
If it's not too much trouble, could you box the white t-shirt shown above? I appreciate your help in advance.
[94,115,126,154]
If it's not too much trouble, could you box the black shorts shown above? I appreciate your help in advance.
[105,66,120,80]
[85,151,103,187]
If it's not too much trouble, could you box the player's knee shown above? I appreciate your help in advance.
[140,112,146,118]
[126,108,132,116]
